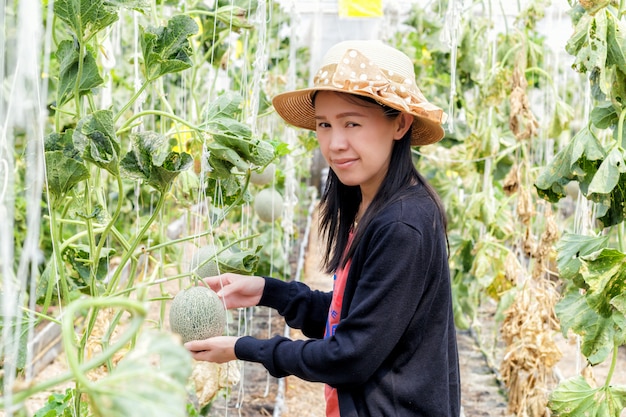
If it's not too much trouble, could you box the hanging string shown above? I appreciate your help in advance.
[440,0,462,133]
[1,0,48,414]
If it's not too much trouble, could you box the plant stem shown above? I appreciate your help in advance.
[604,342,619,389]
[618,106,626,150]
[105,189,168,294]
[113,81,149,123]
[74,18,85,120]
[116,109,203,136]
[48,200,71,303]
[92,175,125,289]
[63,297,145,393]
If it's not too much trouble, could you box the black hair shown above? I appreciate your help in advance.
[315,92,448,273]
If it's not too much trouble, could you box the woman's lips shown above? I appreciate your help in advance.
[332,157,357,169]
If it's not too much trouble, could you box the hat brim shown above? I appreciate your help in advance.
[272,88,445,146]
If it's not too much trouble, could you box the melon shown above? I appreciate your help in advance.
[190,246,229,277]
[253,188,284,222]
[169,286,226,343]
[250,163,276,186]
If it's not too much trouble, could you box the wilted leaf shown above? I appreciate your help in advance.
[141,15,198,81]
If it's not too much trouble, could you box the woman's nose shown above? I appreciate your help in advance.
[328,130,348,151]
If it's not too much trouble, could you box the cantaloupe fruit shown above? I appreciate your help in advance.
[190,246,230,277]
[169,286,226,343]
[250,163,276,186]
[253,188,283,222]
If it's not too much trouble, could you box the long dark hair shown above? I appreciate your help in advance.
[316,93,448,273]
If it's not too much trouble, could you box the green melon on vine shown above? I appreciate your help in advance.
[169,286,226,343]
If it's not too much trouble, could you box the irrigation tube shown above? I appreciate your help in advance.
[272,187,319,417]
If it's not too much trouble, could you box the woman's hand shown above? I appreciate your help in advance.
[185,336,239,363]
[203,273,265,309]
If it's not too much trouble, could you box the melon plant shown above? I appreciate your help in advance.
[253,188,284,222]
[169,286,226,343]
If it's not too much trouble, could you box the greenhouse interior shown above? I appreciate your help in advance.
[1,0,626,416]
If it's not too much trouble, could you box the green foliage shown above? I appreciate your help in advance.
[43,131,90,200]
[120,131,193,193]
[140,15,198,81]
[55,41,104,106]
[73,110,120,175]
[535,127,605,200]
[53,0,120,40]
[33,389,88,417]
[86,331,192,417]
[548,375,626,417]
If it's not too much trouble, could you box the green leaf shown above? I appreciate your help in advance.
[64,244,115,293]
[87,331,192,417]
[556,232,609,284]
[73,110,120,175]
[149,151,194,192]
[44,150,90,199]
[54,0,118,40]
[220,246,260,274]
[205,176,250,206]
[590,101,618,129]
[206,141,249,176]
[589,146,626,195]
[590,170,626,227]
[581,248,626,317]
[566,12,607,78]
[56,40,104,106]
[140,15,198,81]
[203,93,276,171]
[556,287,616,364]
[548,375,626,417]
[535,126,605,201]
[605,9,626,72]
[120,131,193,192]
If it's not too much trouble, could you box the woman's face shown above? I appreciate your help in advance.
[314,91,412,201]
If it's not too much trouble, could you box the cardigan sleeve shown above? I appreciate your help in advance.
[258,276,332,339]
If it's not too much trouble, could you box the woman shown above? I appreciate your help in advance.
[185,40,461,417]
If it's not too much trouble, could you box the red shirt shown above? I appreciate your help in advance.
[324,252,352,417]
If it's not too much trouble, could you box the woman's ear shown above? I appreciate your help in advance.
[393,113,414,140]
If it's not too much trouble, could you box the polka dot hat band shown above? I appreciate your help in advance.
[271,40,447,146]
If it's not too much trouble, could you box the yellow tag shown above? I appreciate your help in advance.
[338,0,383,18]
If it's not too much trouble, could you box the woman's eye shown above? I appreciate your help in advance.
[317,122,330,128]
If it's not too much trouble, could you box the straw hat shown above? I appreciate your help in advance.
[272,40,447,146]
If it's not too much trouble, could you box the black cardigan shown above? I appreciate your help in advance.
[235,185,461,416]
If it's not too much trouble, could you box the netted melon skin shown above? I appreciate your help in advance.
[169,286,226,343]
